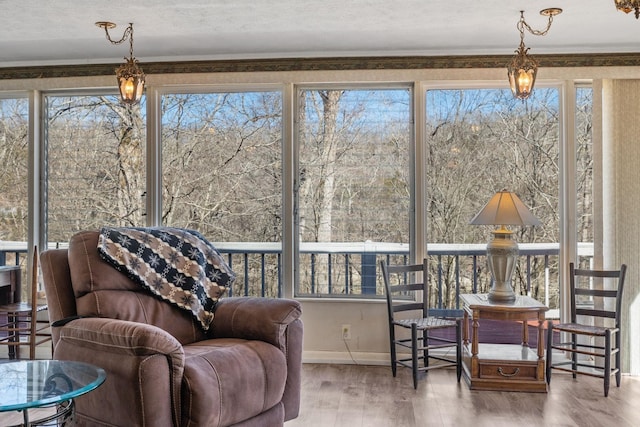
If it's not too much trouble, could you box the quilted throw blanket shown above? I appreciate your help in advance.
[97,226,236,331]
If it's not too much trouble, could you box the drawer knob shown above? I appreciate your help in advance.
[497,367,520,377]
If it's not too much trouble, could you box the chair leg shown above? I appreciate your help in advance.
[30,314,37,360]
[546,321,553,385]
[615,332,622,388]
[411,324,418,389]
[604,330,611,397]
[389,325,397,377]
[8,313,17,360]
[456,319,462,382]
[571,333,577,379]
[423,329,429,368]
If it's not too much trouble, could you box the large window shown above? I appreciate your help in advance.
[425,87,560,309]
[160,90,283,296]
[45,95,147,243]
[296,87,412,297]
[1,78,593,304]
[576,86,594,263]
[0,96,28,270]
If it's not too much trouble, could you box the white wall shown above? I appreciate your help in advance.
[298,299,390,365]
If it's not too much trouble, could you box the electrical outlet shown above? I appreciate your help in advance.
[341,324,351,340]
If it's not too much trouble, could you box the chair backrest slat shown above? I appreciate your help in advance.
[575,288,617,298]
[386,264,424,274]
[575,308,616,319]
[574,268,621,279]
[393,302,423,313]
[389,283,423,293]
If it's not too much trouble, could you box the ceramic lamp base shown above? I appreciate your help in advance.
[486,229,519,303]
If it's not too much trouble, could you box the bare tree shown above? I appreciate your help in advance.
[0,98,29,242]
[46,96,145,242]
[426,88,561,306]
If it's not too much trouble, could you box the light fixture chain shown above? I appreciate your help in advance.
[102,24,134,48]
[128,24,135,59]
[519,10,556,37]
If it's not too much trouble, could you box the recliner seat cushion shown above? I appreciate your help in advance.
[181,338,287,427]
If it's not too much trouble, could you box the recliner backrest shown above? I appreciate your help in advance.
[67,230,207,344]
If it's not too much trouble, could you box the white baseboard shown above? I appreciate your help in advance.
[302,350,389,366]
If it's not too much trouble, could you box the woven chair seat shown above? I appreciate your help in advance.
[394,316,457,330]
[553,322,613,337]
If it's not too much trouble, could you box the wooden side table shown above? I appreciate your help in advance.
[0,265,21,305]
[460,293,548,392]
[0,266,21,359]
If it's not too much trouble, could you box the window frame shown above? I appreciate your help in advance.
[293,83,415,298]
[6,76,587,304]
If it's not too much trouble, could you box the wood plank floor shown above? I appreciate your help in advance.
[285,363,640,427]
[2,362,637,426]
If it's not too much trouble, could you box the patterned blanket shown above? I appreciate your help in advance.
[97,226,236,331]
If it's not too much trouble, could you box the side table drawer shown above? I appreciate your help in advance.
[479,362,537,381]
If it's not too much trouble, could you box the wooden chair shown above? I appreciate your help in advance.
[380,259,461,389]
[0,246,51,359]
[546,262,627,396]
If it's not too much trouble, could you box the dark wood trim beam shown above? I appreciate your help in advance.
[2,53,640,80]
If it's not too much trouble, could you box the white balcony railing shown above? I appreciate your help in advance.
[0,241,594,313]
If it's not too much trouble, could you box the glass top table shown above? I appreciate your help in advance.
[0,360,106,426]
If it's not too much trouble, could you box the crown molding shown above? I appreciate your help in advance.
[1,53,640,80]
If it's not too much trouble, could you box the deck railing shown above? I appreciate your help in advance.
[0,241,594,313]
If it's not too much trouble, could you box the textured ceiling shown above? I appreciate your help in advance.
[0,0,638,68]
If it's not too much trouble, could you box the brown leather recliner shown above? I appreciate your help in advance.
[40,230,303,427]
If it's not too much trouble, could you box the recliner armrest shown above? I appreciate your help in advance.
[55,317,185,427]
[212,297,302,350]
[56,317,185,360]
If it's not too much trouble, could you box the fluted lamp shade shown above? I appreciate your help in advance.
[615,0,640,19]
[470,190,541,303]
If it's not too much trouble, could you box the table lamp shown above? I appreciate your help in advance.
[470,190,541,303]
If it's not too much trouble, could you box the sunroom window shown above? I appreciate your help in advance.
[295,87,412,297]
[160,90,283,297]
[0,96,29,289]
[424,87,560,312]
[44,94,147,243]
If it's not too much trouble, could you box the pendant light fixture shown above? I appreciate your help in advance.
[507,8,562,100]
[96,21,145,105]
[615,0,640,19]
